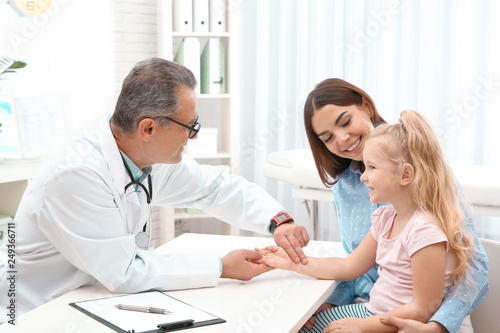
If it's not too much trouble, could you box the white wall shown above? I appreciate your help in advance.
[113,0,159,89]
[0,0,158,140]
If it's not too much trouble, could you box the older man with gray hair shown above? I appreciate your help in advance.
[0,58,310,321]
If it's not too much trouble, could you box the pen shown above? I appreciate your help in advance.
[115,304,172,314]
[157,319,195,330]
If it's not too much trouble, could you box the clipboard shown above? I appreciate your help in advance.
[69,291,225,332]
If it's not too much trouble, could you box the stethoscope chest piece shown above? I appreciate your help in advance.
[135,231,150,249]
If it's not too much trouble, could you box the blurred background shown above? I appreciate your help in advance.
[0,0,498,242]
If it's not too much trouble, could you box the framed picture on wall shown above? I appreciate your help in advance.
[0,94,66,161]
[0,98,22,160]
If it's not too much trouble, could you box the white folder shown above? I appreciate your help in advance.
[193,0,210,33]
[209,0,226,33]
[200,38,226,94]
[173,0,193,33]
[174,38,201,94]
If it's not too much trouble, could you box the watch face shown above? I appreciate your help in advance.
[9,0,52,17]
[276,214,288,222]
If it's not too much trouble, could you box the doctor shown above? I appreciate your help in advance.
[0,58,309,321]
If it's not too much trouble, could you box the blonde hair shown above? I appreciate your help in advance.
[367,110,475,285]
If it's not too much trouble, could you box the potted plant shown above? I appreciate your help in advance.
[0,56,27,133]
[0,56,27,83]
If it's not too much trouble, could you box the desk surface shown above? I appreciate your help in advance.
[0,233,345,333]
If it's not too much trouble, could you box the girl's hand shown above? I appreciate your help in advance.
[323,317,364,333]
[258,245,296,270]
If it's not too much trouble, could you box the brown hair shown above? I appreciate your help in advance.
[304,78,385,186]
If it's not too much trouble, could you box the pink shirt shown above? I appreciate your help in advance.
[365,206,457,315]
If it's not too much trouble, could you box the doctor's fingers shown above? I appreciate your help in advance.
[274,223,309,248]
[282,239,306,264]
[221,249,272,280]
[248,260,275,277]
[241,248,263,261]
[299,226,311,246]
[276,232,308,264]
[232,259,274,280]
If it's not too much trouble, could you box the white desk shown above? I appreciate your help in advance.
[0,233,345,333]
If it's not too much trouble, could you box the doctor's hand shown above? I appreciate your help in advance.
[220,249,274,281]
[273,223,309,264]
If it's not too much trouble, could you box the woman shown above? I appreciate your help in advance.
[302,78,488,333]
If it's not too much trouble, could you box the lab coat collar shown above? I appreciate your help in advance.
[100,120,129,196]
[100,120,146,233]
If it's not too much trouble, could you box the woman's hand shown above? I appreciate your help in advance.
[378,316,447,333]
[304,303,335,330]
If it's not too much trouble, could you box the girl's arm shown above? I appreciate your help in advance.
[327,241,447,333]
[261,231,378,281]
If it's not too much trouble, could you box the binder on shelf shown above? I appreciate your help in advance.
[209,0,226,33]
[193,0,209,33]
[70,291,225,333]
[200,38,226,94]
[173,0,193,33]
[174,38,201,94]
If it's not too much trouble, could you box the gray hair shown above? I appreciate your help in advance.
[111,57,197,133]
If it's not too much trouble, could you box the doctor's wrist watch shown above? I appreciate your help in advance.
[269,212,294,234]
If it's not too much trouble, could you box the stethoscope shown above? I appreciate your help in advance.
[121,155,152,249]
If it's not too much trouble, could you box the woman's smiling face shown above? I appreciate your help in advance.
[311,103,375,162]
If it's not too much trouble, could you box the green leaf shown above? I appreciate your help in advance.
[0,56,27,77]
[10,61,27,69]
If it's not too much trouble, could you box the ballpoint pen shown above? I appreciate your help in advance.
[115,304,172,314]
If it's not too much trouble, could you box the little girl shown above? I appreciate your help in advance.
[261,110,476,333]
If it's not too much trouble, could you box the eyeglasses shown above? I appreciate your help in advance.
[151,115,201,139]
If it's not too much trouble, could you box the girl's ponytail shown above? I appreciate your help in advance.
[400,110,474,285]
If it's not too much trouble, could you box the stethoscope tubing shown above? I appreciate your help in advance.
[121,154,153,249]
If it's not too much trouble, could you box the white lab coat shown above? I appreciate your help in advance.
[0,123,284,319]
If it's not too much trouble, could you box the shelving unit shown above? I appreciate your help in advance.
[155,0,241,243]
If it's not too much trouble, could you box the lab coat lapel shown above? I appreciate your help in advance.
[100,121,128,195]
[100,120,147,235]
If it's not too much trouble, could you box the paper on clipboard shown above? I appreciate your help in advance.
[70,291,225,333]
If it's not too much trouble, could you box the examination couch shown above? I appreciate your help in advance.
[263,149,500,239]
